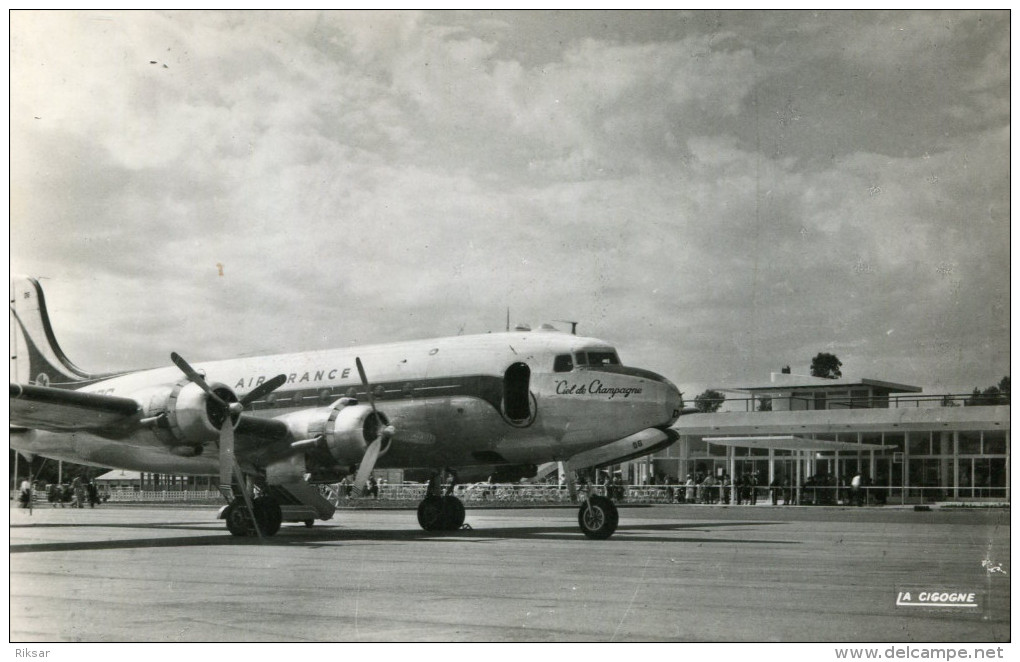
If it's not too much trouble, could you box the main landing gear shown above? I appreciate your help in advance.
[223,494,283,537]
[417,471,466,532]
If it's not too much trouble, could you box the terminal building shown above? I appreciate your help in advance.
[630,372,1010,504]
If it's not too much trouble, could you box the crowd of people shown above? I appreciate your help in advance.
[658,471,768,505]
[654,470,884,506]
[17,477,107,508]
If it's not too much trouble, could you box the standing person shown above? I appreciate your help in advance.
[71,477,85,509]
[770,477,781,505]
[748,472,758,505]
[47,483,61,508]
[18,479,32,508]
[684,475,694,503]
[702,473,716,504]
[367,474,379,499]
[850,472,862,506]
[86,480,99,508]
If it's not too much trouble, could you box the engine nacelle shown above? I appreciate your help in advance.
[134,379,240,454]
[278,399,390,465]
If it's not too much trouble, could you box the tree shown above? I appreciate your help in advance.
[694,389,725,413]
[810,353,842,379]
[965,383,1008,407]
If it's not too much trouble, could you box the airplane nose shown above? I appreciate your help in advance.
[663,378,683,427]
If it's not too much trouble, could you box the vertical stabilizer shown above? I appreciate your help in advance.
[10,276,95,387]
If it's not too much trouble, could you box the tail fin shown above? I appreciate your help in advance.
[10,276,97,387]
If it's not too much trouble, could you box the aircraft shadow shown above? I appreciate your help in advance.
[10,519,793,554]
[10,521,219,532]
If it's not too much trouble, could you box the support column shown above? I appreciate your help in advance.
[942,431,954,500]
[795,451,803,505]
[727,445,735,503]
[947,431,958,499]
[1005,432,1010,503]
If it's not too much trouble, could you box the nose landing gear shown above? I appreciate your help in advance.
[577,495,618,540]
[562,460,619,539]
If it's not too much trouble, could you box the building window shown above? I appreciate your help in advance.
[983,431,1007,455]
[908,431,931,455]
[814,392,827,410]
[880,433,905,454]
[958,431,981,455]
[827,391,850,409]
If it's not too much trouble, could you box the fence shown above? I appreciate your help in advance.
[11,483,1007,507]
[723,393,1009,413]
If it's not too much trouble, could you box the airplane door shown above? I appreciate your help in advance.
[503,362,533,423]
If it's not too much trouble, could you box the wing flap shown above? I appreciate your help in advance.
[10,383,140,431]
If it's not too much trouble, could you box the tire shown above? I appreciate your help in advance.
[225,502,256,537]
[417,495,445,531]
[441,495,465,531]
[253,496,282,536]
[578,495,619,540]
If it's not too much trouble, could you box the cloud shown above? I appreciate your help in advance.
[9,10,1009,399]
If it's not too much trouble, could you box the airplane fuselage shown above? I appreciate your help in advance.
[12,329,682,478]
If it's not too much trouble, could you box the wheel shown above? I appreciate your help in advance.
[225,497,281,537]
[578,495,619,540]
[417,495,445,531]
[253,496,282,536]
[224,501,257,537]
[303,519,314,528]
[441,495,465,531]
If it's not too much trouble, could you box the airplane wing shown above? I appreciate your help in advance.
[9,382,291,449]
[10,383,141,431]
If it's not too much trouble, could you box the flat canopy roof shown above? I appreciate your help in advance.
[736,376,922,393]
[702,436,896,453]
[94,470,142,482]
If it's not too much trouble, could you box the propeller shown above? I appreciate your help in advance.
[170,352,286,536]
[352,357,395,496]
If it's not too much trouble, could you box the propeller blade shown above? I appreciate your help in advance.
[219,416,235,493]
[239,374,287,407]
[354,356,379,414]
[219,413,261,539]
[349,357,390,498]
[171,352,227,407]
[353,436,383,497]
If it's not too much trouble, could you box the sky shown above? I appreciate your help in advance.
[9,10,1011,403]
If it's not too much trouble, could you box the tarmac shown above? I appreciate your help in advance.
[8,503,1011,643]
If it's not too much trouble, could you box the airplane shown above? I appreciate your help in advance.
[9,276,683,540]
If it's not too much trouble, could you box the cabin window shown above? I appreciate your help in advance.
[584,351,620,367]
[553,354,573,373]
[504,362,531,421]
[574,349,621,367]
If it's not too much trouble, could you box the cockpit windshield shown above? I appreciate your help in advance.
[575,349,621,367]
